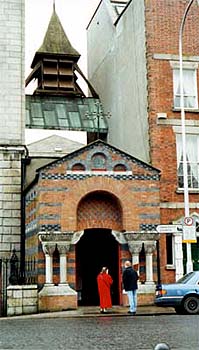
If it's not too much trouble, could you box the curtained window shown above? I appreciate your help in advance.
[173,68,198,109]
[176,134,199,189]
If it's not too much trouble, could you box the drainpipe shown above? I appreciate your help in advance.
[156,239,161,284]
[20,146,30,284]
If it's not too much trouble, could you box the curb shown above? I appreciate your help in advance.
[0,306,175,320]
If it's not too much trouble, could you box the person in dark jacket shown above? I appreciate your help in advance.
[122,260,138,315]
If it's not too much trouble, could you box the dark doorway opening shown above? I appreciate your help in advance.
[76,228,119,306]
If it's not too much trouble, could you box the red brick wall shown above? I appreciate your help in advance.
[145,0,199,282]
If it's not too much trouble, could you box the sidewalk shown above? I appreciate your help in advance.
[1,305,175,320]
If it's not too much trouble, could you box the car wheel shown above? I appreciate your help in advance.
[174,306,184,315]
[183,296,199,314]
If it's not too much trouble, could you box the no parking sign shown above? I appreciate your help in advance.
[182,217,197,243]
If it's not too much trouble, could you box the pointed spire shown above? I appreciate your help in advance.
[36,8,80,58]
[27,6,89,97]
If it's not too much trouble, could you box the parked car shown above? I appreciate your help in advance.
[155,271,199,314]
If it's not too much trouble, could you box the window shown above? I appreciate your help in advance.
[91,153,107,170]
[176,134,199,189]
[72,163,85,171]
[113,164,127,172]
[171,61,198,110]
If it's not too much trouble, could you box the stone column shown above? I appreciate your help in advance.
[57,244,70,285]
[144,241,156,284]
[173,232,184,281]
[128,241,143,275]
[42,243,56,285]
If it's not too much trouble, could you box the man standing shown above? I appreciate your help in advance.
[122,260,138,315]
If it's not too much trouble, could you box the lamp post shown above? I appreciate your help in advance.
[179,0,199,273]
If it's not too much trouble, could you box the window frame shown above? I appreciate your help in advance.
[176,132,199,190]
[170,61,198,110]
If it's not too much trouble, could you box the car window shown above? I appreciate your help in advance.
[176,272,194,284]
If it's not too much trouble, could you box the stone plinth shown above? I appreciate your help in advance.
[122,284,156,307]
[38,284,77,312]
[7,285,38,316]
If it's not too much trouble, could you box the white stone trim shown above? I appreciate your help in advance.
[170,61,198,70]
[173,125,199,134]
[153,53,199,62]
[66,170,132,175]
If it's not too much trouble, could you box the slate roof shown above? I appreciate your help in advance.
[27,134,84,157]
[25,95,108,133]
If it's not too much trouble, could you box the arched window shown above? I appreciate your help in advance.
[72,163,85,171]
[91,153,107,170]
[113,164,127,172]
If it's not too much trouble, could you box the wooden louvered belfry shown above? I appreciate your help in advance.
[25,6,98,98]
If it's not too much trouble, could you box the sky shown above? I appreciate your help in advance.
[25,0,101,144]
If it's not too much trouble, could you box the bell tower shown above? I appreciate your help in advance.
[0,0,25,258]
[26,6,85,97]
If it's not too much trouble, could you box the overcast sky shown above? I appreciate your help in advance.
[25,0,101,144]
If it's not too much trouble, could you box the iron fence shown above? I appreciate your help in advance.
[25,257,37,284]
[0,258,9,317]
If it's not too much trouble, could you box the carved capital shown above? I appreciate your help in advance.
[42,243,56,256]
[57,243,71,255]
[144,241,156,254]
[128,241,143,255]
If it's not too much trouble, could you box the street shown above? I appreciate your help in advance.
[0,314,199,350]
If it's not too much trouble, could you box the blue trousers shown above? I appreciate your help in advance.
[127,290,137,312]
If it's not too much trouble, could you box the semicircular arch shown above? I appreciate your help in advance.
[61,177,131,231]
[77,190,122,231]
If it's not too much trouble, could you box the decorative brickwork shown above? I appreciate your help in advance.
[26,141,160,307]
[77,191,122,231]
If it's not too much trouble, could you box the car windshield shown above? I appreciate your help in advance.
[176,272,194,284]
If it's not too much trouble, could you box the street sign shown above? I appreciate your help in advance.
[182,217,196,243]
[182,225,197,243]
[156,224,182,233]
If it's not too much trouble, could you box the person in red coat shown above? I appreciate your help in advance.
[97,267,113,313]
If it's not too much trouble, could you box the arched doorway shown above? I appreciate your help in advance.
[76,229,120,306]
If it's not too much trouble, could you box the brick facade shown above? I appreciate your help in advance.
[25,140,160,306]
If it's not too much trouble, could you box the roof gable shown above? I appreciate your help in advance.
[37,139,160,175]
